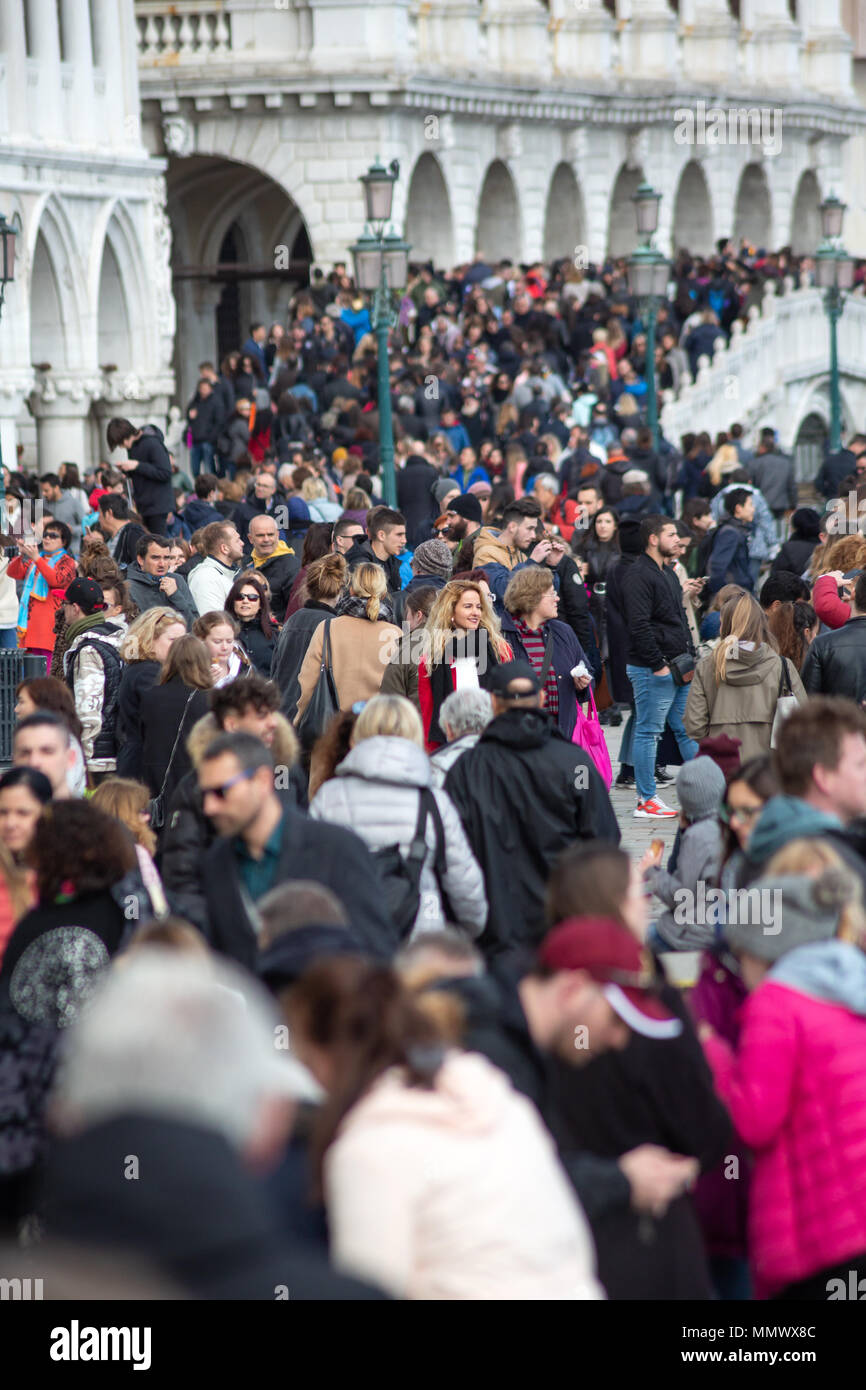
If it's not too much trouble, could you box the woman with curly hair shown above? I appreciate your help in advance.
[417,578,512,751]
[224,572,279,677]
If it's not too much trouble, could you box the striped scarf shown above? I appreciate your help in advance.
[514,618,558,721]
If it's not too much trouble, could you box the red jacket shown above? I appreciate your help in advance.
[812,573,850,630]
[8,553,77,651]
[705,980,866,1297]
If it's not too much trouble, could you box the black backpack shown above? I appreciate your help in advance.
[372,787,447,942]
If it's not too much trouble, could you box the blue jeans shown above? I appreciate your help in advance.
[189,441,215,478]
[626,664,698,802]
[0,627,17,649]
[619,708,635,768]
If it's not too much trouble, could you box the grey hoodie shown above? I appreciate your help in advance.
[769,940,866,1015]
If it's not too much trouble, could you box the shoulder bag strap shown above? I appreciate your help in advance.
[156,689,196,802]
[421,787,448,882]
[777,656,793,699]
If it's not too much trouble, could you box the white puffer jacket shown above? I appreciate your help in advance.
[309,735,487,939]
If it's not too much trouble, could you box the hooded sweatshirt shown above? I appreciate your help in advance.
[747,796,843,868]
[325,1050,603,1300]
[684,644,806,761]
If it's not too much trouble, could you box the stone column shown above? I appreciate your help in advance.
[29,374,102,476]
[27,0,63,143]
[740,0,801,88]
[59,0,94,145]
[798,0,854,97]
[482,0,550,76]
[0,1,28,139]
[90,0,126,146]
[617,0,679,79]
[549,0,614,81]
[678,0,739,82]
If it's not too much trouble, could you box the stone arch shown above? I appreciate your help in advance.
[165,154,313,406]
[542,163,586,262]
[475,160,522,263]
[405,154,455,270]
[790,169,822,256]
[671,160,714,256]
[29,199,88,371]
[733,163,772,248]
[793,408,827,484]
[607,165,644,259]
[94,203,153,376]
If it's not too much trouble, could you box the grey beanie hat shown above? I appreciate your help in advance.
[676,756,726,823]
[725,867,855,963]
[432,478,457,506]
[412,538,453,580]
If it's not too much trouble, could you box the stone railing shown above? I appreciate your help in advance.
[660,278,866,448]
[136,3,232,64]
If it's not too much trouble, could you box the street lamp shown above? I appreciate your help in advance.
[815,193,855,455]
[626,183,670,450]
[0,213,17,322]
[349,160,411,508]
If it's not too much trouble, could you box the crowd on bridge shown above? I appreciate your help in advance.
[2,238,866,1303]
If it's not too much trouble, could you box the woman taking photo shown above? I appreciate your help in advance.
[0,766,52,867]
[285,956,603,1300]
[501,568,591,740]
[225,573,279,677]
[685,593,806,759]
[192,611,251,688]
[8,521,76,663]
[116,608,188,780]
[417,578,512,751]
[295,564,401,730]
[309,695,487,941]
[139,634,212,813]
[273,554,346,721]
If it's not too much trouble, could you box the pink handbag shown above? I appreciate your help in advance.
[571,686,612,788]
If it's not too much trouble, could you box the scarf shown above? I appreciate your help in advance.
[336,592,395,623]
[18,548,70,631]
[252,540,295,568]
[65,609,110,646]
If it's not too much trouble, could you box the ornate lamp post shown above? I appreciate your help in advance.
[626,183,670,451]
[0,213,17,480]
[349,160,411,508]
[814,193,855,456]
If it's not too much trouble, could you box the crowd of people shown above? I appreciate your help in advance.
[1,238,866,1304]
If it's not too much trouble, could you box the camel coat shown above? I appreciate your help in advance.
[295,614,402,722]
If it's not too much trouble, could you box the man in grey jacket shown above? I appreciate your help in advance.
[125,533,197,627]
[749,428,798,525]
[40,474,85,555]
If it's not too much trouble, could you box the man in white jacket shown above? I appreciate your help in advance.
[189,520,245,616]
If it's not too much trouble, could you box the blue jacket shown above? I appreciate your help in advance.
[501,612,586,739]
[450,463,491,494]
[706,520,754,596]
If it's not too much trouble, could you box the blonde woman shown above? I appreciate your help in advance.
[684,592,806,759]
[91,777,168,919]
[117,607,188,780]
[417,578,512,751]
[309,694,487,940]
[295,563,401,726]
[301,475,342,524]
[705,443,742,494]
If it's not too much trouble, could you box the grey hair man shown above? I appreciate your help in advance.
[429,688,494,788]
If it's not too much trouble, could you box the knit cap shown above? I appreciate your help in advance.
[450,494,483,524]
[697,733,742,779]
[413,539,453,580]
[725,867,855,963]
[676,756,726,823]
[432,478,457,506]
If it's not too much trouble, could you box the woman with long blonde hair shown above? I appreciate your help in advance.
[91,777,168,919]
[705,443,742,493]
[116,607,188,780]
[684,592,806,759]
[417,579,512,750]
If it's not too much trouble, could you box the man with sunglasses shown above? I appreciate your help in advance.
[198,731,395,968]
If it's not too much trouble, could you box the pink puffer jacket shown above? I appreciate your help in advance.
[704,980,866,1298]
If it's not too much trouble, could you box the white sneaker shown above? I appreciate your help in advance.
[633,797,678,819]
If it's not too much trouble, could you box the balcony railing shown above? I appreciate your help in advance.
[136,3,232,65]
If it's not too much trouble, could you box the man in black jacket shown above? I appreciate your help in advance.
[346,506,406,596]
[815,433,866,500]
[246,514,300,623]
[802,572,866,703]
[106,418,175,535]
[445,662,619,958]
[198,732,394,968]
[396,452,439,548]
[622,515,698,818]
[97,495,146,571]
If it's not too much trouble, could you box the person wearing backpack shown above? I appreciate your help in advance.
[309,695,487,942]
[61,578,128,782]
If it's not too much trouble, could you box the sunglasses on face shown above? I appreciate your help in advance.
[720,803,762,825]
[237,592,261,602]
[201,768,257,801]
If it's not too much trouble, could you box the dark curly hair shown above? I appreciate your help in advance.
[29,800,137,904]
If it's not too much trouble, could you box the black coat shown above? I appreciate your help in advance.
[546,985,731,1301]
[201,806,396,971]
[271,603,332,719]
[127,425,175,519]
[111,521,147,572]
[139,678,211,802]
[396,455,440,548]
[346,539,402,597]
[236,616,278,676]
[248,551,301,623]
[551,554,601,679]
[770,535,818,577]
[815,448,855,500]
[802,616,866,704]
[233,492,287,544]
[115,660,160,780]
[187,390,225,445]
[444,708,620,956]
[41,1114,386,1301]
[605,552,638,705]
[622,553,694,670]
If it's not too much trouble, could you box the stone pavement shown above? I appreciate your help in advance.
[603,716,682,863]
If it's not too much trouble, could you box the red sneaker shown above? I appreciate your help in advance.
[633,797,678,819]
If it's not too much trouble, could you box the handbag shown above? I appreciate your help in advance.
[146,689,196,831]
[571,685,613,788]
[770,657,799,749]
[669,651,696,686]
[295,619,339,744]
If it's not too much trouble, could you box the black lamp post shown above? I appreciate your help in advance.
[349,160,411,508]
[626,183,670,450]
[814,193,855,456]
